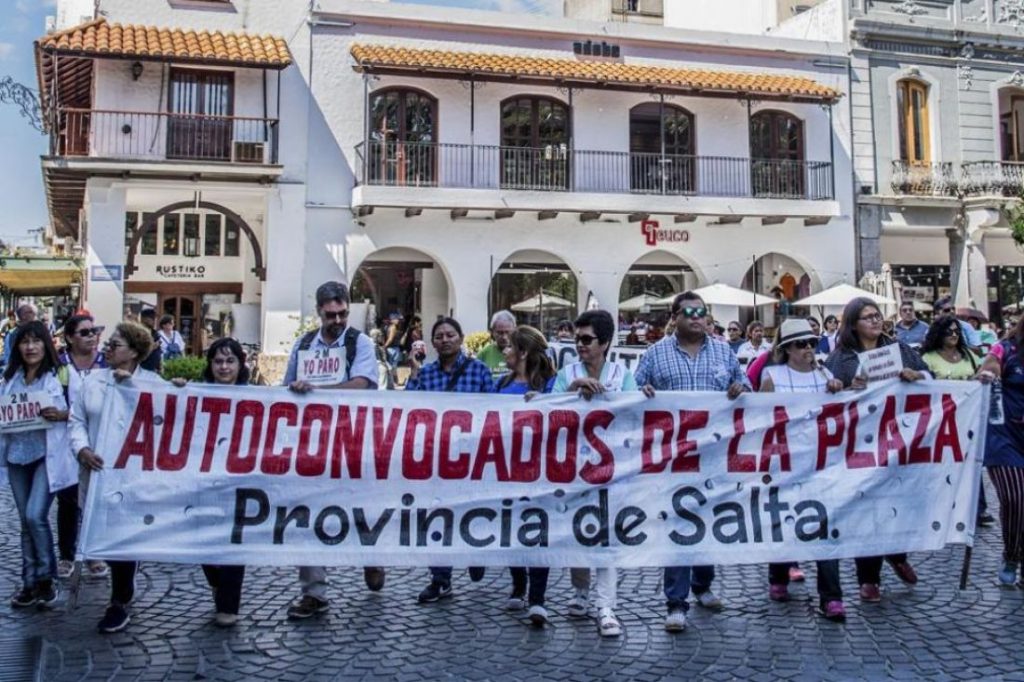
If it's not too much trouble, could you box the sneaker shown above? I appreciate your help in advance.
[505,593,527,611]
[363,566,386,592]
[97,603,130,634]
[528,604,549,626]
[86,561,109,579]
[10,587,38,609]
[859,583,881,602]
[57,560,75,579]
[788,565,805,582]
[886,557,918,585]
[598,607,622,637]
[694,590,724,611]
[214,612,239,627]
[822,600,847,622]
[468,566,486,582]
[417,581,452,603]
[664,607,687,632]
[567,588,589,618]
[998,561,1020,587]
[769,584,790,602]
[977,512,996,527]
[286,595,329,620]
[35,580,58,608]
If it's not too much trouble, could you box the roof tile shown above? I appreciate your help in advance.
[350,44,839,102]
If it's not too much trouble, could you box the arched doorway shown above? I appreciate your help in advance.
[352,246,452,333]
[489,249,578,337]
[618,251,698,344]
[629,102,696,193]
[500,95,570,190]
[368,87,438,186]
[749,110,805,198]
[740,252,817,331]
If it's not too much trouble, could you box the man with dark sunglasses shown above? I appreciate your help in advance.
[635,291,750,632]
[282,281,384,619]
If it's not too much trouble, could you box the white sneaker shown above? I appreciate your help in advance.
[598,608,622,637]
[214,612,239,627]
[567,588,589,618]
[57,560,75,579]
[505,594,526,611]
[695,590,723,611]
[528,604,549,626]
[664,608,687,632]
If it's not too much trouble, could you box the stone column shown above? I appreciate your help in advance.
[82,181,127,328]
[949,205,998,308]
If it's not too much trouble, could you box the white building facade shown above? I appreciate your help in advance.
[39,0,857,354]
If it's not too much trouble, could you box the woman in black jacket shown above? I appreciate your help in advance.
[824,297,930,603]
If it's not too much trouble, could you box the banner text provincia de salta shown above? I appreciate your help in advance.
[78,380,987,568]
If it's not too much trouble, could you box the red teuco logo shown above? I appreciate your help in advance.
[641,219,689,247]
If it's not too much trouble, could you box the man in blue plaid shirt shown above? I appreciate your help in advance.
[635,291,750,633]
[406,316,494,601]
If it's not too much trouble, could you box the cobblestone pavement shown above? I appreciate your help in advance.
[1,481,1023,682]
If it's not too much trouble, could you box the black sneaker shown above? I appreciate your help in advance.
[417,581,452,603]
[10,587,38,609]
[286,595,329,620]
[978,512,996,527]
[468,566,486,582]
[364,566,386,592]
[35,580,58,608]
[98,603,130,634]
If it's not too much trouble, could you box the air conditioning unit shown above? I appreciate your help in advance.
[232,140,266,164]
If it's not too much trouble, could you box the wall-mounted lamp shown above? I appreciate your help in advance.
[131,61,144,81]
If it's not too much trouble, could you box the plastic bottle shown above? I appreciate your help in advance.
[989,380,1005,426]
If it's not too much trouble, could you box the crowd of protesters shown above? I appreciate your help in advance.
[0,282,1020,640]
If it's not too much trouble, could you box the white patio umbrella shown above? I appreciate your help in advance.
[618,292,671,312]
[657,283,777,308]
[793,283,896,307]
[510,292,573,312]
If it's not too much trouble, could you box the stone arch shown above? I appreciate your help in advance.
[351,245,454,327]
[125,200,265,280]
[489,248,580,333]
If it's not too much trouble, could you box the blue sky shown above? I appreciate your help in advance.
[0,0,556,249]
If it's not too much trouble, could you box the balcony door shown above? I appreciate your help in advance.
[168,69,234,161]
[749,110,805,198]
[500,96,570,190]
[160,295,199,356]
[629,102,695,193]
[1001,94,1024,162]
[897,79,930,165]
[368,88,437,186]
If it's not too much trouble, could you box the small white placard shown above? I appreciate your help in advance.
[857,344,904,382]
[297,348,347,386]
[0,391,55,433]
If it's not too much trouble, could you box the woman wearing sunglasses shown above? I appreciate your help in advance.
[824,297,930,603]
[760,319,848,621]
[70,321,165,634]
[552,309,636,638]
[55,314,108,580]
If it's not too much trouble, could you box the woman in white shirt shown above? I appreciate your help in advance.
[735,320,772,365]
[70,322,164,634]
[760,318,847,622]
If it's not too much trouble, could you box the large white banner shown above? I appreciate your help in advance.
[79,380,987,568]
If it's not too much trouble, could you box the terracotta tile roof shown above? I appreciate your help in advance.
[37,18,291,68]
[351,44,839,103]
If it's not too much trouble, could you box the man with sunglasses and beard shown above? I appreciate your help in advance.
[283,281,385,619]
[635,291,750,632]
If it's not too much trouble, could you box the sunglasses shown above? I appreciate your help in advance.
[676,306,708,319]
[75,327,104,338]
[575,334,599,346]
[940,307,954,314]
[788,339,816,349]
[321,309,350,320]
[945,328,960,337]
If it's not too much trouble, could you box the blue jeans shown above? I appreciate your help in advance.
[663,565,715,612]
[8,458,57,587]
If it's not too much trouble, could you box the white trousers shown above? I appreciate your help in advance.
[570,567,617,610]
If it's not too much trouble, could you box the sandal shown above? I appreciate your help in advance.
[598,608,622,637]
[87,561,110,578]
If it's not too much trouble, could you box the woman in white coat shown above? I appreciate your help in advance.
[69,321,164,634]
[0,321,76,609]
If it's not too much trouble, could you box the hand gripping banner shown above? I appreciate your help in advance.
[79,380,988,568]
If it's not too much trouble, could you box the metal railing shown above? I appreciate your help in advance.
[890,161,957,196]
[612,0,664,16]
[891,160,1024,197]
[356,140,834,200]
[961,161,1024,196]
[52,108,279,164]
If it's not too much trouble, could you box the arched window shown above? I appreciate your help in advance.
[500,96,570,190]
[750,110,805,198]
[896,79,930,164]
[628,102,695,193]
[999,87,1024,162]
[368,88,438,186]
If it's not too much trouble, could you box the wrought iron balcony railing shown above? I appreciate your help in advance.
[889,161,957,196]
[891,160,1024,197]
[355,140,834,201]
[52,108,279,164]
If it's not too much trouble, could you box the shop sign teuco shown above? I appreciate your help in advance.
[641,219,689,247]
[155,264,207,279]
